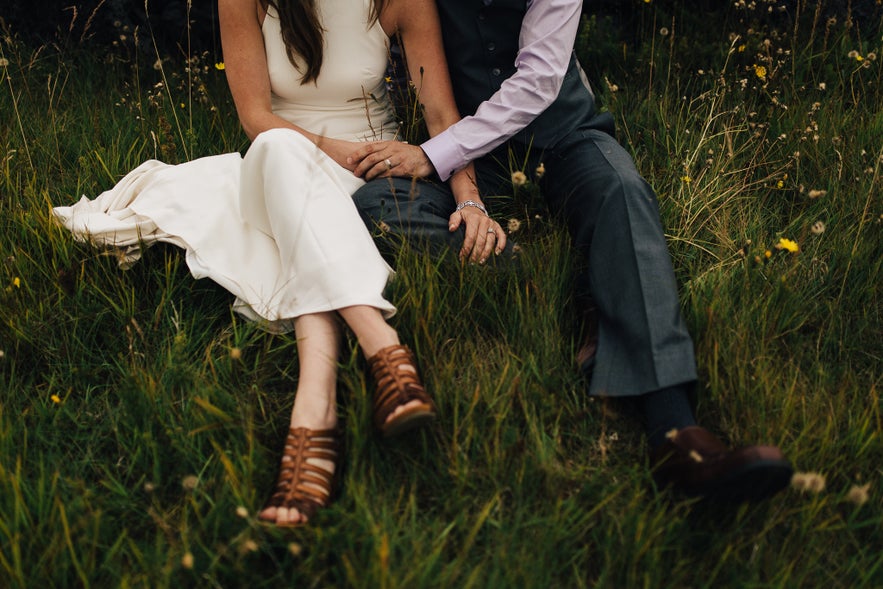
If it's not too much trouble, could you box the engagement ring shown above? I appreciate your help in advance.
[384,158,393,170]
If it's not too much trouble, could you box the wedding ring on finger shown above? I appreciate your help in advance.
[487,228,496,234]
[384,158,393,170]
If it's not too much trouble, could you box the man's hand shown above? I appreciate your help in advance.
[348,141,435,180]
[449,206,506,264]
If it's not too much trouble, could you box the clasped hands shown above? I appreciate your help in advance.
[347,141,506,264]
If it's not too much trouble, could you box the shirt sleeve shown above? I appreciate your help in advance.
[421,0,584,181]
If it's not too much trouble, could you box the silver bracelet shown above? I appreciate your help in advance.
[455,200,488,216]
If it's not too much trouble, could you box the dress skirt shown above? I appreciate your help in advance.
[52,128,396,332]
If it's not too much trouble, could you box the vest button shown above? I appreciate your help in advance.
[491,68,501,76]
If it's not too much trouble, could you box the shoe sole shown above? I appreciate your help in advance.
[695,459,794,502]
[381,407,436,438]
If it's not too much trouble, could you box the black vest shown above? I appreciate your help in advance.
[435,0,597,149]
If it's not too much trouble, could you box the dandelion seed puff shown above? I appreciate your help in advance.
[235,506,249,518]
[535,162,546,178]
[240,539,259,554]
[0,350,5,359]
[846,483,870,506]
[378,221,391,233]
[807,189,827,199]
[659,27,669,36]
[288,542,303,557]
[181,552,194,569]
[144,481,156,493]
[511,171,527,186]
[181,475,199,491]
[811,220,825,235]
[791,471,826,493]
[0,58,9,67]
[507,218,522,233]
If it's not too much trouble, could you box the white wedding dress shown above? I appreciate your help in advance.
[53,0,401,332]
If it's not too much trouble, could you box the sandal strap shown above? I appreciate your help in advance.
[368,345,433,429]
[264,427,340,518]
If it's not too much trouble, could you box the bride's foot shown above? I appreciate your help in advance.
[367,344,436,437]
[259,426,341,526]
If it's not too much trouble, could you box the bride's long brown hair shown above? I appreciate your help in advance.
[266,0,387,84]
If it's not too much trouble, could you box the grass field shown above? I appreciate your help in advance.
[0,1,881,587]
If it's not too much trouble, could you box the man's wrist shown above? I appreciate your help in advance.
[455,200,488,216]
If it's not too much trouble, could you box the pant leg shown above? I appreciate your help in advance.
[352,176,517,258]
[540,127,697,398]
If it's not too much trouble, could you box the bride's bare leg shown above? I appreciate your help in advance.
[260,312,340,526]
[337,305,433,430]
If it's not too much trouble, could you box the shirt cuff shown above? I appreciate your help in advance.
[421,132,465,182]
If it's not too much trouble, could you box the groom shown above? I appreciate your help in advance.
[350,0,793,501]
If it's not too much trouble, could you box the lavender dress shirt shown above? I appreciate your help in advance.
[421,0,584,181]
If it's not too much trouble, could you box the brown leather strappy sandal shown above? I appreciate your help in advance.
[367,344,436,437]
[260,427,341,526]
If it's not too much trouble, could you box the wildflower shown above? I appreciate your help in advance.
[384,76,392,83]
[791,471,826,493]
[807,188,828,199]
[144,481,156,493]
[848,50,863,62]
[846,483,870,506]
[239,539,259,554]
[511,171,527,186]
[0,58,8,67]
[288,542,303,557]
[681,175,693,184]
[0,350,4,359]
[50,394,61,404]
[659,27,669,36]
[811,220,825,235]
[753,64,767,79]
[214,62,225,71]
[604,76,619,93]
[764,250,772,259]
[181,475,199,491]
[737,44,746,53]
[867,52,877,61]
[775,237,799,253]
[378,220,391,233]
[229,347,242,360]
[235,506,249,518]
[507,218,522,233]
[153,58,164,71]
[181,552,194,569]
[818,82,826,90]
[535,162,545,178]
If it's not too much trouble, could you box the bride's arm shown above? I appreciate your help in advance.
[218,0,359,168]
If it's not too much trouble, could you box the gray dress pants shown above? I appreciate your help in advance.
[352,115,697,398]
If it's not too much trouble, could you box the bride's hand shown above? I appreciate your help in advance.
[348,141,435,180]
[316,137,364,172]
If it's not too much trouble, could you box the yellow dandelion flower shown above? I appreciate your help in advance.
[681,175,693,184]
[776,180,784,189]
[846,483,870,506]
[511,170,527,186]
[181,552,194,569]
[12,277,20,288]
[737,44,746,53]
[214,62,225,71]
[764,250,772,259]
[229,347,242,360]
[50,394,61,404]
[753,64,767,79]
[775,237,799,253]
[384,76,392,83]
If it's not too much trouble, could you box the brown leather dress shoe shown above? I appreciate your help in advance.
[649,426,793,502]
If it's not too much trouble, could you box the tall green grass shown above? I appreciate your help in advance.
[1,1,881,587]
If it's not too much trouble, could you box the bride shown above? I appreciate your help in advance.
[53,0,505,526]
